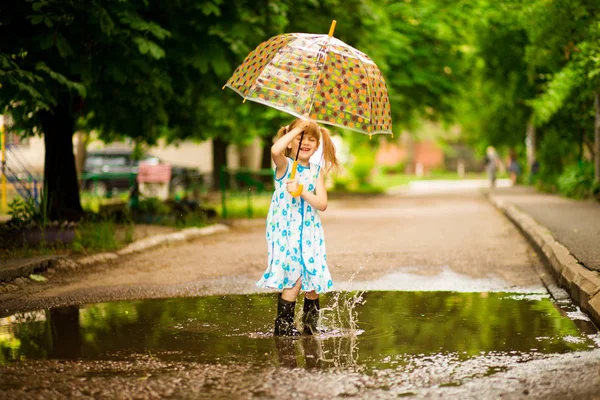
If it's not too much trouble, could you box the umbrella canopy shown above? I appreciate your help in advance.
[224,22,392,136]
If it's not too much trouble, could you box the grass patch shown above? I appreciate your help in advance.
[81,192,129,213]
[207,191,272,219]
[71,219,134,253]
[372,171,487,189]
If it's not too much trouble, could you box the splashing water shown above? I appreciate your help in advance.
[319,265,366,335]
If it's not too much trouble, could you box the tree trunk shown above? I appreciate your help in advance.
[594,91,600,184]
[212,137,228,191]
[526,120,536,169]
[40,99,84,221]
[75,131,89,185]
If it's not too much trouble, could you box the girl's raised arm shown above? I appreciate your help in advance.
[271,119,310,178]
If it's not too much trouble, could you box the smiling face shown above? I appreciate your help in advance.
[288,124,320,163]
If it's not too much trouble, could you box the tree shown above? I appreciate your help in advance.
[451,0,536,158]
[0,0,291,218]
[1,0,173,220]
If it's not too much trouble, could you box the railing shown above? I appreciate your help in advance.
[4,145,40,205]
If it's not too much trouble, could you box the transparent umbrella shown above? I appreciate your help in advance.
[223,21,392,193]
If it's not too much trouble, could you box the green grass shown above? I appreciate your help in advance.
[207,191,272,219]
[80,191,129,213]
[372,171,487,189]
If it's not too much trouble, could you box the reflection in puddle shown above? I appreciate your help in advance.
[0,291,597,373]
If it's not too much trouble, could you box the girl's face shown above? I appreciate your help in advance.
[289,133,319,162]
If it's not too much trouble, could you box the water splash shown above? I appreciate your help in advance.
[319,265,366,334]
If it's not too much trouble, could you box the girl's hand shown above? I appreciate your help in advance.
[295,115,311,131]
[286,178,300,195]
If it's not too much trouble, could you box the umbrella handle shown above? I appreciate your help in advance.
[289,161,304,197]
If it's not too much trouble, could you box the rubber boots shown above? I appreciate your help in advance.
[274,294,301,336]
[302,297,320,335]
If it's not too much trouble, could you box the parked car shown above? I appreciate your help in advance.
[82,149,202,197]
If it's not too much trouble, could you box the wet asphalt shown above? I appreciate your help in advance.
[0,189,599,399]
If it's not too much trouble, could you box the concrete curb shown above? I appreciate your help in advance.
[0,255,65,282]
[488,195,600,327]
[78,224,229,264]
[1,224,230,283]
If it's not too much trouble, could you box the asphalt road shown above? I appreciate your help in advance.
[0,189,598,399]
[491,186,600,272]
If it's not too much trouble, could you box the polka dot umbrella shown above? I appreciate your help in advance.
[224,20,392,137]
[223,21,392,195]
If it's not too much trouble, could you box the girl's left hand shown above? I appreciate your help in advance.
[286,179,300,195]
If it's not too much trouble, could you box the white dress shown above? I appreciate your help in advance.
[257,158,333,293]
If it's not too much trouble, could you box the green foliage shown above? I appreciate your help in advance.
[6,197,39,229]
[137,198,171,215]
[4,195,49,230]
[558,161,597,199]
[535,128,578,191]
[380,162,406,175]
[2,0,599,203]
[215,192,271,219]
[351,145,376,187]
[454,1,534,150]
[72,220,120,252]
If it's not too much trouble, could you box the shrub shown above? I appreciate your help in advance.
[381,162,405,175]
[557,161,596,199]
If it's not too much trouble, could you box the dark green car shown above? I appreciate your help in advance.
[82,149,203,197]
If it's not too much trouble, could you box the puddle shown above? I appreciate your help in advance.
[0,291,597,371]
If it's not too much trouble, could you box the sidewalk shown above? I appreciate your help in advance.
[0,224,229,285]
[488,186,600,327]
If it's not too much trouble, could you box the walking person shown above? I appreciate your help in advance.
[257,116,340,336]
[485,146,500,189]
[507,149,521,186]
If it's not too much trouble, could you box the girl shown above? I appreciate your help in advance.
[257,116,340,336]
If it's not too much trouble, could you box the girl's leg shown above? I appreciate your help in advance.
[302,290,321,335]
[274,277,302,336]
[305,290,319,300]
[281,277,302,302]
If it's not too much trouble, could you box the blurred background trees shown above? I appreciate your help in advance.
[1,0,599,219]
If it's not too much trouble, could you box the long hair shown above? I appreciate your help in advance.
[275,117,340,174]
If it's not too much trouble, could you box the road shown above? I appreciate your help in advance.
[0,188,599,399]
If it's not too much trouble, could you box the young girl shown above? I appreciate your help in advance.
[257,116,340,336]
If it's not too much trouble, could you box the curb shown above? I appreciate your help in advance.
[488,195,600,327]
[1,224,230,283]
[0,255,65,283]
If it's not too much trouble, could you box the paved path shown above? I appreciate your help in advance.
[0,191,545,314]
[490,186,600,272]
[1,189,599,400]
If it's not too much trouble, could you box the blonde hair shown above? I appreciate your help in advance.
[276,117,340,174]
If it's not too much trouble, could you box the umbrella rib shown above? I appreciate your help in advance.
[305,35,333,118]
[242,34,294,100]
[346,47,375,134]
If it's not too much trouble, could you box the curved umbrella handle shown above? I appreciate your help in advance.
[289,160,304,197]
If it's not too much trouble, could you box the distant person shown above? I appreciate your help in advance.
[485,146,500,188]
[257,115,340,336]
[507,149,521,186]
[528,159,540,185]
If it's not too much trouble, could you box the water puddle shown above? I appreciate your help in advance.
[0,291,597,372]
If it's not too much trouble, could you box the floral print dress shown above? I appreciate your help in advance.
[257,158,333,294]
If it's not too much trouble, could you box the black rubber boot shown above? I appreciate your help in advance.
[274,294,300,337]
[302,297,320,335]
